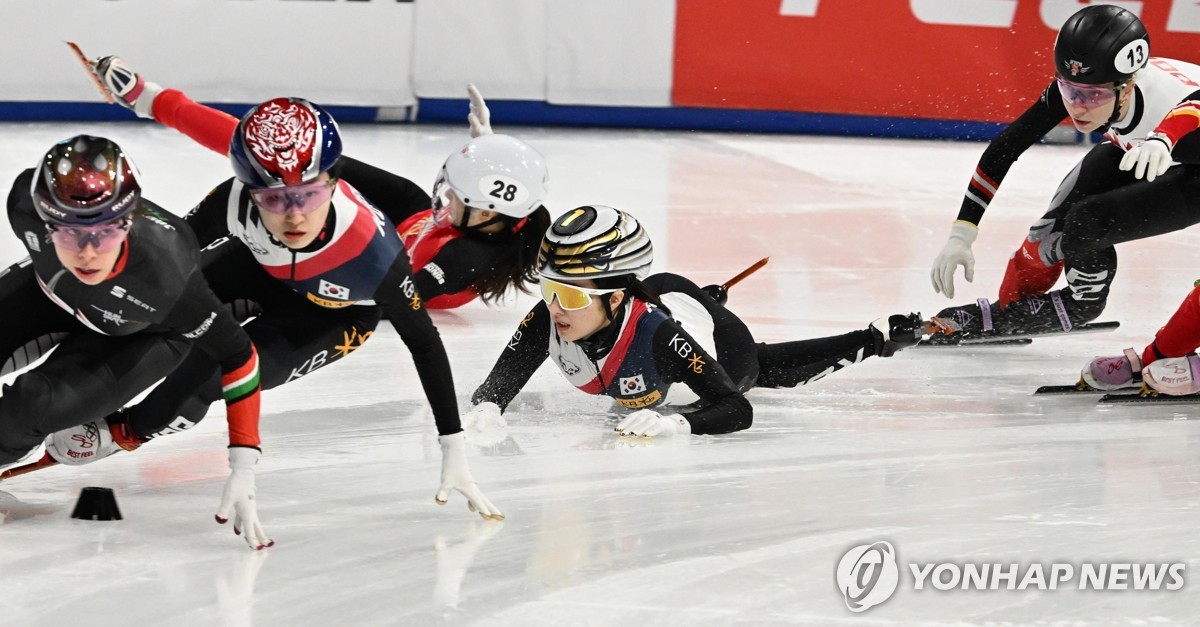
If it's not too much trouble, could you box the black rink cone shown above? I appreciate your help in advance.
[70,487,122,521]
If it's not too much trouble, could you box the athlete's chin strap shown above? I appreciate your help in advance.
[457,206,527,235]
[601,286,632,322]
[1106,81,1135,128]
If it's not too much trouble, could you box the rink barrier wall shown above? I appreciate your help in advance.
[1,99,1013,142]
[16,1,1200,141]
[674,1,1200,124]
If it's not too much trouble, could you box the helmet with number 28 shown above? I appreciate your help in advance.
[431,134,549,221]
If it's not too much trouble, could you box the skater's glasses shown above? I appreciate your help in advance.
[539,278,620,311]
[249,180,336,215]
[46,219,131,253]
[1054,77,1123,109]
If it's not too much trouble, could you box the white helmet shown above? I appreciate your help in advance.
[537,205,654,281]
[432,134,549,220]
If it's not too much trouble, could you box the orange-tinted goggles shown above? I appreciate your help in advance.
[539,278,618,311]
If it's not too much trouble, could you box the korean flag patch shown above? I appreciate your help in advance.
[620,374,647,395]
[318,279,350,300]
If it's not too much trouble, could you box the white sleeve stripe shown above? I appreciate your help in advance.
[965,191,990,210]
[971,172,998,195]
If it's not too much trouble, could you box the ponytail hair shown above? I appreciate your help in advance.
[475,204,552,303]
[595,274,670,316]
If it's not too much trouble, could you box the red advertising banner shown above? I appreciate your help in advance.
[673,1,1200,123]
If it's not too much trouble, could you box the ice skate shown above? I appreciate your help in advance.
[923,299,991,345]
[924,291,1117,347]
[869,312,924,357]
[1080,348,1143,391]
[45,412,146,467]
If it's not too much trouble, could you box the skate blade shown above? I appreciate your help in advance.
[917,320,1120,348]
[1033,376,1139,395]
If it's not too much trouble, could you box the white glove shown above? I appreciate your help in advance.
[460,402,508,447]
[1119,137,1173,182]
[92,56,161,119]
[930,221,978,299]
[615,409,692,438]
[216,447,273,550]
[467,84,493,138]
[436,432,503,520]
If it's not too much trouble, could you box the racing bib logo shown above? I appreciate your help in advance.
[183,311,217,338]
[306,293,355,309]
[335,326,373,358]
[617,390,662,409]
[669,334,692,358]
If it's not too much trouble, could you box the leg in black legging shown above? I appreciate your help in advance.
[125,295,382,439]
[0,261,78,377]
[0,332,188,464]
[755,330,875,388]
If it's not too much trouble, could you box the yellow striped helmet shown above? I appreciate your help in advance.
[537,205,653,281]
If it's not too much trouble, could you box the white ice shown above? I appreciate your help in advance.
[1,121,1198,626]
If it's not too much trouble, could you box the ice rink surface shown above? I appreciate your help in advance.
[1,121,1199,626]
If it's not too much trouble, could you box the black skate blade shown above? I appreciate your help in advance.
[917,320,1120,348]
[958,336,1035,346]
[1036,384,1096,395]
[1098,391,1200,404]
[1034,383,1139,395]
[916,336,1032,348]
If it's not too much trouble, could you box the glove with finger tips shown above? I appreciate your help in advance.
[466,84,493,138]
[615,409,691,438]
[930,222,978,299]
[216,446,274,550]
[436,432,504,521]
[460,402,508,447]
[1119,137,1173,182]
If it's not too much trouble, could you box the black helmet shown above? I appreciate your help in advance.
[1054,5,1149,86]
[31,135,141,227]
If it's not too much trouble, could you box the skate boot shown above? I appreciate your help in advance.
[1143,354,1200,396]
[869,312,924,357]
[1080,348,1142,390]
[45,411,146,466]
[928,290,1100,344]
[924,299,994,345]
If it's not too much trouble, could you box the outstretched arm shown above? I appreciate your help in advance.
[89,55,238,155]
[470,302,551,411]
[376,253,503,520]
[151,88,239,156]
